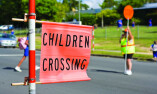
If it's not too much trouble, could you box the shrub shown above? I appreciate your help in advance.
[65,13,96,26]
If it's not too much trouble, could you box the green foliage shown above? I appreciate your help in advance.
[65,14,77,22]
[120,0,144,7]
[63,0,89,11]
[100,0,118,9]
[81,14,96,25]
[0,0,68,24]
[35,0,66,22]
[0,0,156,26]
[96,9,120,26]
[65,13,96,25]
[81,4,89,10]
[131,18,141,25]
[0,0,24,24]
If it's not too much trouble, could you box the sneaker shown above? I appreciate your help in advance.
[124,70,132,75]
[15,66,22,72]
[35,65,40,70]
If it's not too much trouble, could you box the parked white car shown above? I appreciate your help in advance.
[0,33,17,48]
[0,25,14,31]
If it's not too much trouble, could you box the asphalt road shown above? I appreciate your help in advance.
[0,48,157,94]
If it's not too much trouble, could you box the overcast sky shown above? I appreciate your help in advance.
[57,0,103,9]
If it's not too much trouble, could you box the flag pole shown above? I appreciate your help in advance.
[28,0,36,94]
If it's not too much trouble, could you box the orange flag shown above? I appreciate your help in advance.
[40,22,92,83]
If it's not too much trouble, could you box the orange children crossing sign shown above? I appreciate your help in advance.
[123,5,134,19]
[40,22,92,83]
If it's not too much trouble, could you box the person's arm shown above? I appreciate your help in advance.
[119,34,125,43]
[127,27,133,40]
[150,45,153,51]
[150,46,153,51]
[25,40,29,45]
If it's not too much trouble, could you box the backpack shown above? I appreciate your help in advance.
[18,37,27,50]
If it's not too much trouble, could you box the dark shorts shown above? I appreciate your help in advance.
[149,24,152,26]
[153,51,157,58]
[118,25,122,27]
[123,54,133,59]
[132,24,135,27]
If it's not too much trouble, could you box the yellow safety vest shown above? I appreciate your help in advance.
[121,37,135,54]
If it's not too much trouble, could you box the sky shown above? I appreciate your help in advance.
[82,0,103,9]
[57,0,104,9]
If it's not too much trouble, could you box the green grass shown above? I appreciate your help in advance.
[93,38,154,53]
[12,26,157,60]
[92,26,157,60]
[94,26,157,39]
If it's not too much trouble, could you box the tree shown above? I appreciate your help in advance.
[142,0,157,3]
[0,0,24,24]
[96,9,120,26]
[22,0,67,22]
[36,0,64,22]
[63,0,89,11]
[99,0,119,27]
[81,14,96,25]
[131,18,141,25]
[100,0,118,9]
[81,3,89,10]
[0,0,70,25]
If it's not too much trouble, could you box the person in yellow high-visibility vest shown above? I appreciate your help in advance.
[120,27,135,75]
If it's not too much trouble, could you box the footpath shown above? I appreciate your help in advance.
[91,49,156,62]
[93,49,152,55]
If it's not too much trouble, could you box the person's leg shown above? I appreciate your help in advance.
[124,54,133,75]
[153,51,155,60]
[124,58,132,75]
[154,52,157,61]
[17,56,26,67]
[15,56,26,72]
[17,47,28,67]
[127,59,132,70]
